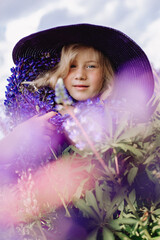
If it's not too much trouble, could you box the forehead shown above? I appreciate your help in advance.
[74,46,100,61]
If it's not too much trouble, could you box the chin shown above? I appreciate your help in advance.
[73,94,99,102]
[73,96,90,101]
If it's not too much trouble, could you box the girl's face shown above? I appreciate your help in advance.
[63,47,103,101]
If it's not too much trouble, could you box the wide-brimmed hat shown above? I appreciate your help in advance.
[12,23,154,102]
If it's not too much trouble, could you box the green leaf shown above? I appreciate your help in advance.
[112,142,143,157]
[101,144,112,153]
[74,199,99,220]
[85,191,100,218]
[118,199,124,213]
[106,187,127,218]
[122,212,137,219]
[115,231,132,240]
[129,189,136,204]
[127,167,138,185]
[109,219,121,231]
[72,178,89,200]
[109,217,138,233]
[86,229,98,240]
[101,184,112,210]
[95,182,104,211]
[117,125,146,142]
[152,224,160,234]
[114,218,138,225]
[102,227,115,240]
[113,113,129,141]
[62,145,83,156]
[143,154,155,164]
[152,209,160,215]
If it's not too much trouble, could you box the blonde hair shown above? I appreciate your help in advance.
[30,44,114,97]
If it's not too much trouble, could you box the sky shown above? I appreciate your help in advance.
[1,0,160,99]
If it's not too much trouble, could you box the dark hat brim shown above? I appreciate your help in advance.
[12,23,154,101]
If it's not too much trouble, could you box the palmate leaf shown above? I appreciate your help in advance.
[152,209,160,215]
[109,217,138,235]
[95,181,104,211]
[115,231,132,240]
[127,167,138,185]
[112,142,144,158]
[116,124,147,142]
[101,143,112,154]
[102,227,115,240]
[74,198,99,220]
[113,112,129,141]
[106,187,127,219]
[94,182,115,220]
[85,191,101,218]
[72,177,89,199]
[86,229,98,240]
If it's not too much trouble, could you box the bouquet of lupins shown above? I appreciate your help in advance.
[2,55,160,239]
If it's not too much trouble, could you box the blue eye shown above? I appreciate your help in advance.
[70,64,76,68]
[87,65,95,68]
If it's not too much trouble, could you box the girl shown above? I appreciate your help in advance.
[0,24,155,238]
[3,22,154,163]
[0,43,114,164]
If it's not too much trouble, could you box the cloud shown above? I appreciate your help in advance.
[1,0,160,100]
[0,54,3,65]
[111,0,160,37]
[0,0,54,24]
[38,8,82,30]
[78,0,108,15]
[0,25,6,41]
[139,17,160,68]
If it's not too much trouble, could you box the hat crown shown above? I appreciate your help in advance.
[12,23,154,102]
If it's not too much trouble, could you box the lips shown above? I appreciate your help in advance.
[73,85,89,88]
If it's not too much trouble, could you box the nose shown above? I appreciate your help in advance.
[75,67,86,80]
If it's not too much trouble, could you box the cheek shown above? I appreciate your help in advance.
[63,76,71,89]
[93,74,103,91]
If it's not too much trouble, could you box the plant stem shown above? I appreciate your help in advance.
[57,192,71,217]
[49,145,58,160]
[37,220,47,240]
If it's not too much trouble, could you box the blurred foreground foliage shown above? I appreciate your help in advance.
[2,68,160,240]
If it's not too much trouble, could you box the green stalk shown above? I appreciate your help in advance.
[49,145,58,160]
[36,220,47,240]
[57,192,71,217]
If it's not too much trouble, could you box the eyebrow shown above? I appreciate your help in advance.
[85,60,99,63]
